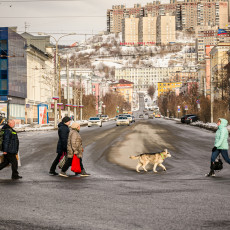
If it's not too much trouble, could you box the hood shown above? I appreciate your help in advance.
[2,124,11,130]
[218,118,228,129]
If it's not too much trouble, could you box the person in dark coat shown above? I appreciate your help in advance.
[49,116,71,175]
[0,119,21,179]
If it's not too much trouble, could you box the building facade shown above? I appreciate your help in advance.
[0,27,27,122]
[21,33,54,123]
[156,14,176,45]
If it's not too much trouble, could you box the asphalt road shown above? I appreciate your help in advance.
[0,117,230,230]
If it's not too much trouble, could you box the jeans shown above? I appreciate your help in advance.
[50,152,65,172]
[62,157,84,173]
[0,154,19,178]
[211,149,230,164]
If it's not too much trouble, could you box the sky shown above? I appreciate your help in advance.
[0,0,169,45]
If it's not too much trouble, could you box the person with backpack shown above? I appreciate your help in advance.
[206,118,230,177]
[49,116,71,175]
[0,119,21,180]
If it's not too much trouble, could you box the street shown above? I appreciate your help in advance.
[0,117,230,229]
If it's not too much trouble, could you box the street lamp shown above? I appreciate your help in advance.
[38,32,76,128]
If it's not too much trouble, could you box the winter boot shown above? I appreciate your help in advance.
[205,163,215,177]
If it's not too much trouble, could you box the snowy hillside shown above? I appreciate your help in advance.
[59,31,196,78]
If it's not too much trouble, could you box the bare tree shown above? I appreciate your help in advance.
[147,85,155,100]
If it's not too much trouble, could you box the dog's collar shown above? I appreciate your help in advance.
[160,153,165,160]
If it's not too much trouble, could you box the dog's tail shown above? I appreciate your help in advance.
[129,155,140,160]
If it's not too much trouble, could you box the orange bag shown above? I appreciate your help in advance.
[71,155,81,173]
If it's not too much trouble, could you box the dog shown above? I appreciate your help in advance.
[130,149,171,173]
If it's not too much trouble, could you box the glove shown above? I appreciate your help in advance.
[212,147,217,152]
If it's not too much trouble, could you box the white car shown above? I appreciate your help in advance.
[101,115,109,121]
[88,117,102,127]
[116,116,130,126]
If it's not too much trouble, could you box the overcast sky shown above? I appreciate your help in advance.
[0,0,168,45]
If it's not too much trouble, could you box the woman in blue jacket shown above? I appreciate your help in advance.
[206,118,230,177]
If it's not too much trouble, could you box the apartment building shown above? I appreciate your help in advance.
[182,0,228,30]
[115,66,182,93]
[139,14,157,44]
[210,42,230,98]
[158,82,183,97]
[157,14,176,45]
[122,15,139,44]
[107,0,229,34]
[107,4,143,33]
[196,26,230,62]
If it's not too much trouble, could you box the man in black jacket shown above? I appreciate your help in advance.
[49,116,71,175]
[0,119,21,179]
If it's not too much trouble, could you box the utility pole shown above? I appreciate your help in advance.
[80,75,83,121]
[210,56,214,123]
[58,55,62,121]
[66,56,70,116]
[73,63,77,122]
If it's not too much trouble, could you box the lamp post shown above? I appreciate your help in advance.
[38,32,76,128]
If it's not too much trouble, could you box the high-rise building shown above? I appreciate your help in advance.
[139,14,157,44]
[122,15,139,44]
[157,14,176,45]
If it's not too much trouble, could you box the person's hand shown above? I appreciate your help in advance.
[3,152,7,155]
[212,147,217,152]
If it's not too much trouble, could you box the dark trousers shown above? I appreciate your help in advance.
[62,157,84,173]
[0,154,19,178]
[50,152,65,172]
[211,149,230,164]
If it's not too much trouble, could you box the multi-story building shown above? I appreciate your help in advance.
[115,66,182,95]
[139,14,157,45]
[122,15,139,44]
[107,4,143,34]
[110,79,134,109]
[0,27,27,122]
[107,1,229,35]
[210,42,230,99]
[196,26,230,62]
[158,82,183,97]
[21,32,54,123]
[156,14,176,45]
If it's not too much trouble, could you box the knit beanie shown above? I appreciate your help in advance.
[62,116,71,123]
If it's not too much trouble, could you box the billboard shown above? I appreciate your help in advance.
[38,104,48,125]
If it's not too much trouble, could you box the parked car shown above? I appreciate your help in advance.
[101,115,109,121]
[139,114,144,118]
[88,117,102,127]
[185,115,199,124]
[155,114,161,118]
[148,114,154,119]
[181,114,196,123]
[116,116,130,126]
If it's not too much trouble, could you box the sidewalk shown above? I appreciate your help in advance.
[13,120,89,132]
[164,117,230,132]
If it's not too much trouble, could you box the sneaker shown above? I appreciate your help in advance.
[49,171,58,176]
[59,172,69,178]
[12,175,22,180]
[80,170,90,177]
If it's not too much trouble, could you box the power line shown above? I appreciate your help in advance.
[0,0,81,2]
[0,16,106,18]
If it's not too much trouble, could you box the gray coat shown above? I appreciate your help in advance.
[67,129,83,158]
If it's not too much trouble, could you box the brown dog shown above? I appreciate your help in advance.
[130,149,171,173]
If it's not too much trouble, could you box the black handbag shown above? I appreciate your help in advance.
[213,157,223,171]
